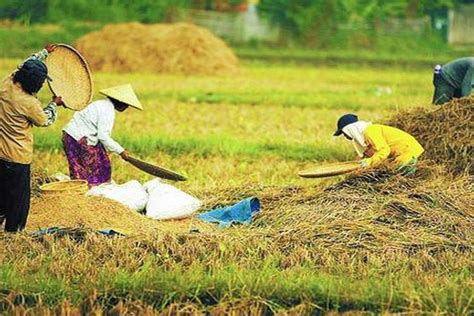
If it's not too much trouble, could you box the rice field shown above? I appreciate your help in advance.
[0,59,472,314]
[27,60,434,186]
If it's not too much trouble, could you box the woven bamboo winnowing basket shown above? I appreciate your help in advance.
[40,180,89,195]
[127,156,187,181]
[45,44,93,111]
[298,161,361,178]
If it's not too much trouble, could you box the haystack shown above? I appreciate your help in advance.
[75,22,239,75]
[387,97,473,175]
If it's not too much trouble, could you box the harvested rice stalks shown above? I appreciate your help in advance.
[76,22,239,75]
[387,97,473,175]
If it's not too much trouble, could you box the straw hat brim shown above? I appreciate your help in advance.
[45,44,93,111]
[99,84,143,110]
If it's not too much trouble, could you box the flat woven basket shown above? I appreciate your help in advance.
[298,161,361,178]
[127,156,187,181]
[45,44,93,111]
[40,180,89,195]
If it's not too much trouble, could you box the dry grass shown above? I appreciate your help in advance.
[388,96,473,175]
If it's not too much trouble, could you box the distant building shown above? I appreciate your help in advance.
[188,0,278,43]
[448,4,474,45]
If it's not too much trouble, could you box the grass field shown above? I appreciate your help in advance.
[0,59,472,314]
[9,58,433,185]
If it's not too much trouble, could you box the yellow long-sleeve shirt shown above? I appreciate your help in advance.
[363,124,424,167]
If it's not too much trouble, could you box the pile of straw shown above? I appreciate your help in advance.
[75,22,239,75]
[387,97,473,175]
[254,164,473,265]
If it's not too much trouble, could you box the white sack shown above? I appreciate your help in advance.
[144,179,201,220]
[87,180,148,212]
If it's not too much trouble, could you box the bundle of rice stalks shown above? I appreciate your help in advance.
[75,22,239,75]
[387,97,473,175]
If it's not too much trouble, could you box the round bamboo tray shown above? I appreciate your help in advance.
[45,44,93,111]
[40,180,89,195]
[298,161,361,178]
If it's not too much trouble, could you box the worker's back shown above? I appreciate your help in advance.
[364,124,424,164]
[0,77,47,164]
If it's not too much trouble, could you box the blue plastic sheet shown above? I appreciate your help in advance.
[197,197,260,228]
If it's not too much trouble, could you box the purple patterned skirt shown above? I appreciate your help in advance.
[62,132,111,187]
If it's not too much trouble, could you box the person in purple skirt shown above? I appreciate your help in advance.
[62,84,143,187]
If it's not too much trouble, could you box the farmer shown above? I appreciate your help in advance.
[62,84,143,186]
[432,57,474,105]
[0,44,63,232]
[333,114,424,176]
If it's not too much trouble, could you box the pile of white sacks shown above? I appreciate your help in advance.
[87,179,202,220]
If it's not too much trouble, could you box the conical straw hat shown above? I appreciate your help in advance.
[99,84,143,110]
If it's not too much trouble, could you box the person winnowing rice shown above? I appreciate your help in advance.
[0,44,64,232]
[333,114,424,176]
[62,84,143,187]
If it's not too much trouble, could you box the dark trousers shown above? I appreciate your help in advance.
[0,159,31,232]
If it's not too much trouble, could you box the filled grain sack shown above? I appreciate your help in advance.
[144,179,201,220]
[87,180,148,212]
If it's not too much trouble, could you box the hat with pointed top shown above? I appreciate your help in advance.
[100,84,143,110]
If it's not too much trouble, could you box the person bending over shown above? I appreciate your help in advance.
[334,114,424,176]
[62,84,143,186]
[432,57,473,105]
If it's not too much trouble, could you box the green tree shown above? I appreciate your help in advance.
[259,0,459,46]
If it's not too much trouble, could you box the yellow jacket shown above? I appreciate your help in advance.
[363,124,424,167]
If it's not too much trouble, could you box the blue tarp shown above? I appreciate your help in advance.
[197,197,261,228]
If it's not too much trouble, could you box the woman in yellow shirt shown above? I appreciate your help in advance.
[334,114,424,175]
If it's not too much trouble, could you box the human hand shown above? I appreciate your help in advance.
[45,44,58,53]
[120,150,130,161]
[52,96,64,106]
[364,146,375,158]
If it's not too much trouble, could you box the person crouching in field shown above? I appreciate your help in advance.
[0,44,64,232]
[334,114,424,176]
[62,84,143,187]
[432,57,474,105]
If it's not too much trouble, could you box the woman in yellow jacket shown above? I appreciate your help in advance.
[334,114,424,175]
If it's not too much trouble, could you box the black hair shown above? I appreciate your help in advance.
[13,59,48,95]
[109,97,129,112]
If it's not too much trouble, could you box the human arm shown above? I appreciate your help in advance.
[17,44,56,70]
[96,107,125,154]
[120,150,130,161]
[29,96,63,127]
[461,67,473,97]
[361,127,390,167]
